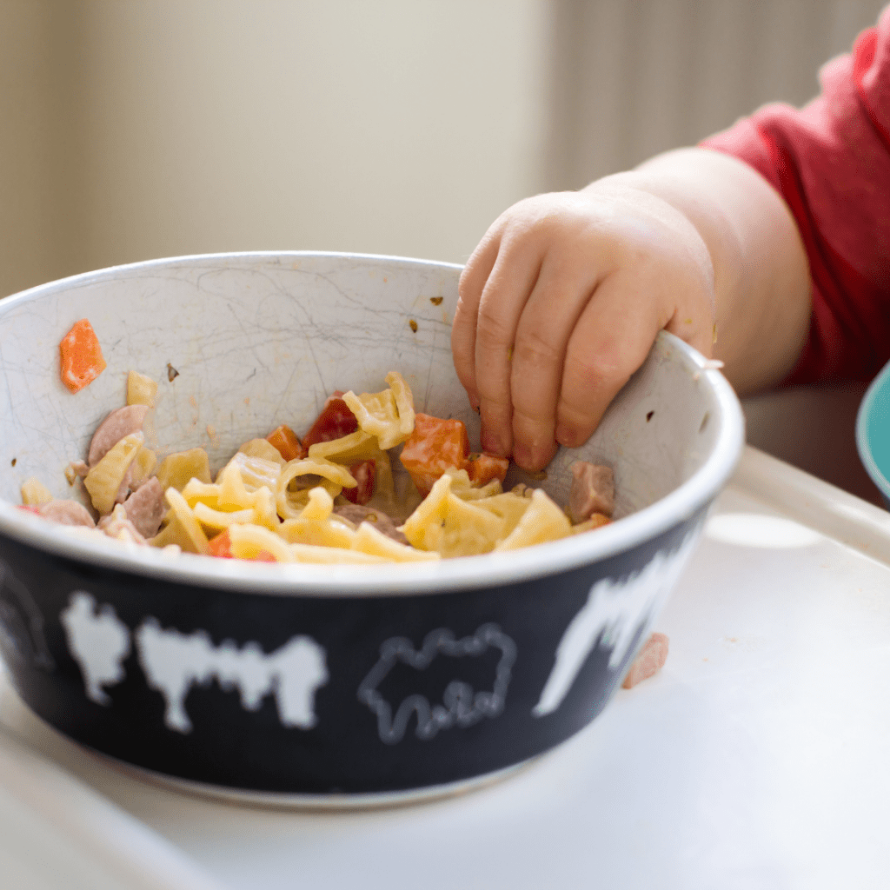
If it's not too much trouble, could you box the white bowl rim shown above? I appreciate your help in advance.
[0,251,746,597]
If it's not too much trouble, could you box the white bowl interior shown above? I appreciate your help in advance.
[0,252,742,587]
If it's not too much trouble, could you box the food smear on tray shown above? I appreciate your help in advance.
[19,370,616,563]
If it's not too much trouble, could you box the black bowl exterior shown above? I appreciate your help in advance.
[0,508,705,796]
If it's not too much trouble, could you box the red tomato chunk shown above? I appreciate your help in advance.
[342,459,376,506]
[301,393,358,448]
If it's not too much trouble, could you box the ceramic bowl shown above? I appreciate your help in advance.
[857,360,890,509]
[0,252,744,805]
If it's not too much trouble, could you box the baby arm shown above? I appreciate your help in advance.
[452,147,811,471]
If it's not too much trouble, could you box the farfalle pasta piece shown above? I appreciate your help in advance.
[129,445,158,490]
[83,432,144,515]
[401,473,505,558]
[156,447,211,492]
[20,477,54,507]
[217,459,262,508]
[494,488,572,551]
[342,371,414,450]
[385,370,415,439]
[180,476,222,508]
[126,370,158,408]
[442,468,503,501]
[179,459,280,536]
[280,516,357,550]
[250,485,280,530]
[228,523,295,563]
[224,449,282,494]
[275,455,357,519]
[289,541,392,565]
[192,502,257,533]
[236,438,286,466]
[307,430,396,506]
[306,429,378,463]
[152,486,210,554]
[350,522,440,563]
[180,460,278,534]
[473,490,534,539]
[278,488,357,549]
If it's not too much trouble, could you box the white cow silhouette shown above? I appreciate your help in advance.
[533,533,697,718]
[59,591,327,733]
[135,619,328,733]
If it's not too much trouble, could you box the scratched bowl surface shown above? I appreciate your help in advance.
[0,252,744,804]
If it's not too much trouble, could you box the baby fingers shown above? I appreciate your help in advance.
[507,259,606,470]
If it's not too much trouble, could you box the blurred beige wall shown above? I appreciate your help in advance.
[1,0,886,300]
[545,0,888,189]
[0,1,84,297]
[0,0,552,297]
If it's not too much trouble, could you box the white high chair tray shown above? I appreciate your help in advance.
[1,446,889,890]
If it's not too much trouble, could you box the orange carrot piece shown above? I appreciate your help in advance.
[266,424,304,461]
[59,319,107,393]
[207,529,276,562]
[399,413,470,495]
[207,529,234,558]
[464,452,510,487]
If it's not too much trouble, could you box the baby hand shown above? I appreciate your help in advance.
[452,178,717,471]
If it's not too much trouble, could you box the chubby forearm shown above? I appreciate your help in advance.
[627,147,812,394]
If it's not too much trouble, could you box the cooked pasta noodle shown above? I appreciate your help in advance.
[26,369,614,563]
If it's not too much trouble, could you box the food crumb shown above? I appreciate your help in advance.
[167,363,179,382]
[409,319,418,333]
[430,296,443,305]
[622,632,669,689]
[10,457,16,467]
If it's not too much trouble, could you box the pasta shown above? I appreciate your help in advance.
[21,370,616,563]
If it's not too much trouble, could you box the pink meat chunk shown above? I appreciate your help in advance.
[120,477,166,538]
[333,503,408,544]
[87,405,149,466]
[567,462,614,524]
[97,509,148,544]
[39,499,96,528]
[622,632,669,689]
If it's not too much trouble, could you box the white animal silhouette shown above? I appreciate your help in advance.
[358,623,516,744]
[60,592,131,704]
[533,533,697,718]
[59,592,328,734]
[135,619,328,733]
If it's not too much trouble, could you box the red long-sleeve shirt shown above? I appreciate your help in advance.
[701,6,890,386]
